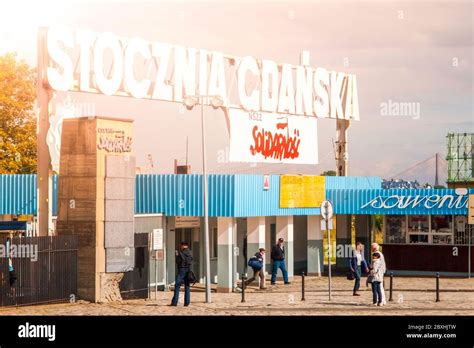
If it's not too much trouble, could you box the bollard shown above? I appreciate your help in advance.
[241,275,246,303]
[389,272,393,302]
[301,272,306,301]
[435,272,440,302]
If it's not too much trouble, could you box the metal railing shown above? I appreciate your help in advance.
[0,235,78,306]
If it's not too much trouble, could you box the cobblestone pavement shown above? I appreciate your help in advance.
[1,276,473,316]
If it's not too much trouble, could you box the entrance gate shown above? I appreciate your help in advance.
[0,235,77,306]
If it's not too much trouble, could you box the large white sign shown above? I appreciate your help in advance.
[229,109,318,164]
[44,27,359,120]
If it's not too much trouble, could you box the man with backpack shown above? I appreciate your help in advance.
[245,248,267,290]
[271,238,290,285]
[170,242,193,306]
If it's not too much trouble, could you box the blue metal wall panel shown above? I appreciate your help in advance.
[0,175,36,215]
[7,174,467,218]
[234,175,321,217]
[134,174,235,217]
[208,174,235,217]
[327,188,472,215]
[0,174,58,215]
[324,176,382,190]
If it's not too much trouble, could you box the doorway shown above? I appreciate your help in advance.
[175,228,193,249]
[175,228,197,275]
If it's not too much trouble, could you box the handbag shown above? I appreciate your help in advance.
[248,257,263,270]
[366,274,374,284]
[186,270,197,285]
[346,271,355,281]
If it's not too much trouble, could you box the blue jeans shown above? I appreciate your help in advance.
[171,268,190,306]
[353,266,361,294]
[271,260,289,284]
[372,281,382,304]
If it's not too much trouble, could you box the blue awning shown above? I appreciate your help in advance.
[0,221,27,231]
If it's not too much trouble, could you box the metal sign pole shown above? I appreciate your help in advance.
[321,200,333,301]
[148,232,151,300]
[155,250,158,300]
[468,194,473,279]
[326,204,332,301]
[469,225,471,279]
[201,102,212,303]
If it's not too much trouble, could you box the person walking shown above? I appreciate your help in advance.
[270,238,290,285]
[370,252,384,306]
[371,243,386,304]
[170,242,193,307]
[349,242,369,296]
[245,248,267,289]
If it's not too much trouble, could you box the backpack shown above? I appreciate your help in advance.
[248,256,263,270]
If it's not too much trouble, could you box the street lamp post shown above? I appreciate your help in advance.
[200,101,212,303]
[183,95,224,304]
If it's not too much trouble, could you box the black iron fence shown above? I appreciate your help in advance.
[0,235,78,306]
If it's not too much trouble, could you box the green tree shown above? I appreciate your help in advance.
[320,170,336,176]
[0,53,36,174]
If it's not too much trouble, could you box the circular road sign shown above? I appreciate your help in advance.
[320,200,334,220]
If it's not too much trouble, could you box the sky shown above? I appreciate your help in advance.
[0,0,472,185]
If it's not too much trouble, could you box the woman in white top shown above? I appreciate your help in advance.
[371,252,384,306]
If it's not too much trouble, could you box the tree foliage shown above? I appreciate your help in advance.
[320,170,337,176]
[0,53,36,174]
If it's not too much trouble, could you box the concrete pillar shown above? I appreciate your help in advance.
[264,217,275,272]
[232,219,238,289]
[355,215,371,262]
[246,217,266,260]
[336,119,350,176]
[166,217,176,284]
[235,218,246,277]
[276,216,294,278]
[217,217,234,293]
[192,227,200,280]
[336,214,352,269]
[246,216,266,280]
[37,29,53,236]
[307,215,323,276]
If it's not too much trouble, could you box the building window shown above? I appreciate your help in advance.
[454,216,472,245]
[385,214,458,245]
[407,215,429,244]
[409,234,429,244]
[407,215,429,233]
[384,215,406,244]
[431,215,453,244]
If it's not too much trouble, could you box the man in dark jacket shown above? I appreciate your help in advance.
[270,238,290,285]
[170,242,193,306]
[245,248,267,289]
